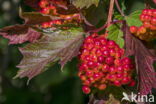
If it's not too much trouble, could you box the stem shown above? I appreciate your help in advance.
[87,20,123,33]
[105,0,115,37]
[115,0,125,17]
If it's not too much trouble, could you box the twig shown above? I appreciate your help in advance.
[115,0,125,17]
[105,0,115,37]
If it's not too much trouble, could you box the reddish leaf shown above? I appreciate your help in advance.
[14,28,84,82]
[122,23,156,95]
[0,27,41,44]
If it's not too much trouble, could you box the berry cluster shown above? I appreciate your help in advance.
[41,20,62,29]
[130,9,156,41]
[78,33,136,94]
[39,0,66,15]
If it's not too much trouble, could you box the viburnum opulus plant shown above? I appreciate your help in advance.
[0,0,156,103]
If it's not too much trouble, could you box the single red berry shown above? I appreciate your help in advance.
[41,22,49,28]
[87,61,96,68]
[140,14,145,22]
[128,80,136,87]
[84,55,91,61]
[39,1,48,8]
[91,33,98,38]
[138,26,146,34]
[94,39,101,48]
[97,56,105,63]
[101,45,109,51]
[147,9,153,16]
[105,56,114,65]
[142,9,148,15]
[107,40,116,48]
[100,38,107,45]
[114,80,121,87]
[114,59,122,66]
[83,80,91,86]
[108,74,116,81]
[116,73,123,81]
[109,66,116,74]
[81,49,89,56]
[93,73,101,80]
[80,63,88,70]
[122,77,130,84]
[143,22,150,28]
[88,77,95,84]
[116,66,124,73]
[98,84,106,90]
[82,86,91,94]
[102,50,110,57]
[130,26,138,34]
[85,36,94,43]
[87,43,94,50]
[151,17,156,25]
[109,48,116,56]
[40,7,50,14]
[102,64,109,72]
[123,64,130,71]
[122,57,131,65]
[86,70,94,77]
[144,15,151,22]
[80,75,87,81]
[96,49,102,56]
[150,24,156,30]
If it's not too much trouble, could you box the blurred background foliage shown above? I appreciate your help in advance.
[0,0,155,104]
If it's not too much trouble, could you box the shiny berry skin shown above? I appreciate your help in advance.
[82,86,91,94]
[142,9,148,15]
[42,22,49,28]
[138,26,146,34]
[143,22,150,28]
[122,77,130,84]
[85,36,94,43]
[101,45,109,51]
[107,40,116,48]
[86,70,93,77]
[102,64,109,72]
[116,66,124,73]
[122,57,131,65]
[144,15,151,22]
[96,49,102,56]
[128,80,136,87]
[40,7,50,14]
[109,49,115,56]
[130,26,138,34]
[109,66,116,74]
[105,56,114,65]
[87,61,95,68]
[151,17,156,25]
[97,56,105,63]
[140,14,145,22]
[114,80,121,87]
[100,38,107,45]
[93,73,101,80]
[102,50,110,57]
[123,64,130,71]
[147,9,153,16]
[116,73,123,81]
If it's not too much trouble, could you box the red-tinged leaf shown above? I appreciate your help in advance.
[0,27,41,44]
[122,23,156,95]
[14,28,85,82]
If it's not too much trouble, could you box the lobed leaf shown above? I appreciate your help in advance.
[107,24,124,48]
[14,27,85,82]
[122,23,156,95]
[71,0,100,9]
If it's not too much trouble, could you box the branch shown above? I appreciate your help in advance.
[115,0,125,17]
[105,0,115,37]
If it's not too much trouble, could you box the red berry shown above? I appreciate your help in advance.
[86,70,93,77]
[100,38,107,45]
[130,26,138,34]
[116,66,124,73]
[114,59,122,66]
[122,57,131,65]
[82,86,91,94]
[96,49,102,56]
[101,45,109,51]
[151,17,156,25]
[102,50,110,57]
[87,61,96,68]
[122,77,130,84]
[98,84,106,90]
[97,56,105,63]
[83,80,91,86]
[114,80,121,87]
[105,56,114,65]
[128,80,136,87]
[109,49,116,56]
[40,7,50,14]
[116,73,123,81]
[39,1,48,8]
[42,22,49,28]
[107,40,116,48]
[123,64,130,71]
[147,9,153,16]
[108,74,116,81]
[143,22,150,28]
[93,73,101,80]
[94,39,101,48]
[144,15,151,22]
[102,64,109,72]
[109,66,116,74]
[142,9,148,15]
[85,36,94,43]
[138,26,146,34]
[140,14,145,22]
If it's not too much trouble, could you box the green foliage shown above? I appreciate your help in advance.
[107,24,124,48]
[71,0,100,9]
[125,10,142,27]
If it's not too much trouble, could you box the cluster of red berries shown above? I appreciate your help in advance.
[41,20,62,29]
[78,33,136,94]
[130,9,156,41]
[39,0,66,15]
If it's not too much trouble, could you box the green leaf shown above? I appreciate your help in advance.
[125,10,142,27]
[107,24,124,48]
[71,0,100,9]
[14,27,85,82]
